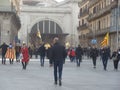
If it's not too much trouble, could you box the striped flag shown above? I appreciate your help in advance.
[101,33,109,47]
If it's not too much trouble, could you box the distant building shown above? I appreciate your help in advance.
[19,0,80,47]
[78,0,90,47]
[78,0,120,50]
[0,0,21,44]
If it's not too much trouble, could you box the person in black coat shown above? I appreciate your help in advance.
[101,47,110,70]
[51,37,67,86]
[38,43,46,67]
[75,45,83,67]
[0,42,8,64]
[90,46,98,68]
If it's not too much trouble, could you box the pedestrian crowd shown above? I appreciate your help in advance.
[0,37,119,86]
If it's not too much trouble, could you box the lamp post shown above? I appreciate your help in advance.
[117,0,120,49]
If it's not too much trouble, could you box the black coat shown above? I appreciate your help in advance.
[75,47,83,59]
[38,45,46,57]
[90,48,98,58]
[51,42,67,61]
[0,43,8,56]
[101,48,109,60]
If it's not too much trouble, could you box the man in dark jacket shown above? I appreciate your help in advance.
[101,47,110,70]
[0,42,8,64]
[38,43,46,67]
[51,37,66,86]
[90,46,98,68]
[75,45,83,67]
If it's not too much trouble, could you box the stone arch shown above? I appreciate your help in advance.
[29,17,68,46]
[28,17,65,34]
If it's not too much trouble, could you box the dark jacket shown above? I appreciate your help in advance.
[101,48,109,60]
[0,43,8,56]
[38,44,46,57]
[90,48,98,58]
[51,42,66,61]
[75,47,83,59]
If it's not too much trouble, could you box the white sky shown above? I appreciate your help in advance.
[55,0,65,2]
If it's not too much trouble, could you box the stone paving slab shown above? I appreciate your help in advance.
[0,58,119,90]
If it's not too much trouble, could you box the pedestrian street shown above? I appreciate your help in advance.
[0,57,119,90]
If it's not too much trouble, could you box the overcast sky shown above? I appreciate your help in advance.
[55,0,65,2]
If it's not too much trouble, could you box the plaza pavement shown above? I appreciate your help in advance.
[0,57,120,90]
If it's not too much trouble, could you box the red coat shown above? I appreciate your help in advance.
[21,47,29,62]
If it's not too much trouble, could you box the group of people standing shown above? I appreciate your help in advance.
[0,42,29,69]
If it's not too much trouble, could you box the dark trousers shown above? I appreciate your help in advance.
[22,62,27,69]
[40,56,45,66]
[76,57,82,66]
[9,59,13,64]
[92,57,97,67]
[49,59,53,65]
[102,58,108,70]
[2,55,6,64]
[54,60,63,82]
[113,60,119,70]
[16,53,20,62]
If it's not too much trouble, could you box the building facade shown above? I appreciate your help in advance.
[78,0,90,47]
[78,0,120,50]
[0,0,21,44]
[19,0,80,47]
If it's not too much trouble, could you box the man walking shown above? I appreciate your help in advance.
[75,45,83,67]
[51,37,67,86]
[101,47,110,70]
[38,43,46,67]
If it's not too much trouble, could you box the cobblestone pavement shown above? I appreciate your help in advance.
[0,58,120,90]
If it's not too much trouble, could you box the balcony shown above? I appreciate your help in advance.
[78,9,89,18]
[87,0,118,21]
[77,24,88,31]
[87,27,110,37]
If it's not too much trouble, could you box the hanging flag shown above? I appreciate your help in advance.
[101,32,109,47]
[37,30,41,38]
[36,22,41,38]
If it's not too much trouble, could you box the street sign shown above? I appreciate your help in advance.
[91,39,97,44]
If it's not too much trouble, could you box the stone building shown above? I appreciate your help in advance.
[78,0,90,47]
[78,0,120,50]
[19,0,80,47]
[0,0,21,45]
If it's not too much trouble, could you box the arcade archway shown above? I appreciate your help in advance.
[29,20,68,47]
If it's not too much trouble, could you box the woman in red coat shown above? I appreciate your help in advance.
[21,43,29,70]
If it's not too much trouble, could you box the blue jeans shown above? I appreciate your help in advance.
[76,57,82,66]
[2,55,6,64]
[102,57,108,70]
[54,60,63,82]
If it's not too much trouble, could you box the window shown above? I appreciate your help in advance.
[82,19,84,25]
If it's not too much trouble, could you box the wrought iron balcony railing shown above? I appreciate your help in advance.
[87,27,110,37]
[77,24,88,31]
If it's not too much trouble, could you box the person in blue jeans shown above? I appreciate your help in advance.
[51,37,67,86]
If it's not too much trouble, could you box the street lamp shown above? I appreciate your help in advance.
[117,0,120,49]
